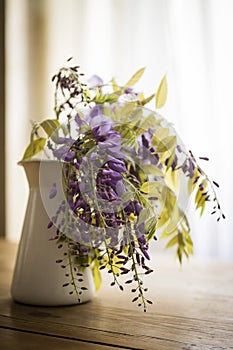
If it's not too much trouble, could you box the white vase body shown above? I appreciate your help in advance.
[11,160,96,306]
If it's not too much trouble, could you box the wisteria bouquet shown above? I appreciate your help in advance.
[22,59,223,311]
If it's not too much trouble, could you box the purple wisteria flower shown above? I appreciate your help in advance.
[34,61,223,313]
[49,183,57,199]
[87,74,104,88]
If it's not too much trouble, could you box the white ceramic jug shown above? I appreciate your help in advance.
[11,160,95,306]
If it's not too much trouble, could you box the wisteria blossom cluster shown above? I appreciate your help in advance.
[23,59,224,311]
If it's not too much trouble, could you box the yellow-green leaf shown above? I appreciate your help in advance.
[138,208,150,226]
[178,231,184,247]
[22,137,46,160]
[124,67,145,88]
[200,201,206,216]
[195,187,202,205]
[156,136,176,153]
[111,77,120,92]
[187,168,200,194]
[155,127,170,141]
[137,114,156,135]
[157,211,170,229]
[164,167,180,193]
[166,203,180,234]
[121,191,134,203]
[144,216,157,231]
[40,119,60,137]
[185,234,193,254]
[119,103,136,119]
[140,93,155,106]
[91,261,102,291]
[161,223,177,238]
[140,181,160,195]
[151,128,170,148]
[141,164,164,177]
[166,234,178,249]
[164,187,177,213]
[156,75,168,109]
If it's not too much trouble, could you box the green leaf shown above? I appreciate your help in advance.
[121,191,134,203]
[176,248,182,264]
[195,187,202,205]
[144,216,157,231]
[156,127,170,140]
[141,164,164,177]
[166,204,180,234]
[111,78,120,92]
[151,128,170,148]
[157,211,170,229]
[185,235,193,255]
[119,103,136,120]
[22,137,46,160]
[140,93,155,106]
[128,107,144,124]
[140,181,161,195]
[164,167,180,194]
[94,93,118,104]
[91,260,102,291]
[124,67,145,87]
[145,216,157,241]
[156,136,176,153]
[200,201,206,216]
[40,119,60,137]
[164,187,177,214]
[121,128,139,152]
[160,224,177,238]
[166,234,178,248]
[138,208,150,226]
[195,186,207,215]
[156,75,168,109]
[136,114,156,135]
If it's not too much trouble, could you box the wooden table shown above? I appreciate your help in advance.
[0,239,233,350]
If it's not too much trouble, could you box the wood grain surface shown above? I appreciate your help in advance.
[0,239,232,350]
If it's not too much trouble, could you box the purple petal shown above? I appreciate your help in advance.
[134,201,142,215]
[177,145,182,153]
[75,113,84,127]
[108,161,126,173]
[102,169,123,180]
[49,184,57,199]
[138,235,146,245]
[47,221,53,229]
[124,87,134,94]
[88,74,104,88]
[74,161,80,169]
[53,146,70,159]
[89,106,103,119]
[63,151,76,162]
[107,155,124,165]
[141,247,150,260]
[57,137,74,144]
[115,181,126,196]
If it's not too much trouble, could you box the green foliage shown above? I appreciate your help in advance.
[91,259,102,291]
[139,93,155,106]
[124,67,146,88]
[140,181,161,196]
[138,208,150,226]
[156,75,168,109]
[155,135,177,153]
[23,137,46,160]
[40,119,60,137]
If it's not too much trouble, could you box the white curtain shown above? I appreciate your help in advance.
[6,0,233,260]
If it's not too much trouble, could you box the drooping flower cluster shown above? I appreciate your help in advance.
[46,105,161,309]
[23,60,224,311]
